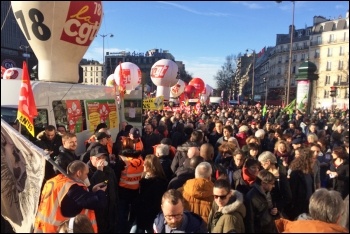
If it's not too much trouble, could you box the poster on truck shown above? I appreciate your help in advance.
[85,99,118,133]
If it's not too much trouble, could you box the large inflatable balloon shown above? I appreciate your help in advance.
[150,59,178,100]
[3,67,23,80]
[11,1,103,83]
[105,74,115,87]
[184,84,196,99]
[202,84,214,102]
[114,62,142,91]
[170,79,186,98]
[189,78,205,97]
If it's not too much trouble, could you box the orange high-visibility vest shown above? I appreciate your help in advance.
[34,174,98,233]
[119,155,144,190]
[121,136,144,152]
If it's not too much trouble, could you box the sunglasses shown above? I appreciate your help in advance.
[214,193,229,200]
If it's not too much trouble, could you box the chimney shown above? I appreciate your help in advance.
[289,25,295,37]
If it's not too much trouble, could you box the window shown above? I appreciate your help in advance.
[277,67,281,74]
[96,67,98,71]
[96,72,98,76]
[327,48,333,57]
[90,78,93,83]
[292,66,296,74]
[329,34,335,42]
[278,56,282,63]
[90,72,92,76]
[332,24,336,31]
[325,75,330,85]
[317,36,322,45]
[293,55,297,61]
[324,90,329,98]
[339,61,344,70]
[286,55,289,63]
[85,67,87,71]
[340,46,344,55]
[337,75,342,83]
[90,67,93,71]
[326,61,332,71]
[320,26,324,32]
[315,49,320,58]
[85,78,87,83]
[96,78,99,83]
[84,72,87,76]
[301,54,305,60]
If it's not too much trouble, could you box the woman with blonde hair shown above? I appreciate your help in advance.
[274,140,291,168]
[307,133,318,145]
[131,154,168,233]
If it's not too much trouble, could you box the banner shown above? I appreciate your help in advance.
[1,118,46,233]
[85,99,118,133]
[66,100,83,133]
[296,80,310,113]
[16,61,38,137]
[143,96,164,110]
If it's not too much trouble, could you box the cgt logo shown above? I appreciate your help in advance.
[61,2,102,46]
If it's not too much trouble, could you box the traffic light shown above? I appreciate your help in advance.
[330,86,337,97]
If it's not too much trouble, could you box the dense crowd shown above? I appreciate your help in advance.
[2,104,349,233]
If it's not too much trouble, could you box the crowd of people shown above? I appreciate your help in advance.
[2,104,349,233]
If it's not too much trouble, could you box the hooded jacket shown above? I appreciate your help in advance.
[208,190,246,233]
[275,218,349,233]
[179,178,214,224]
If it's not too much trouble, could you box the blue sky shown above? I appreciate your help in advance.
[84,1,349,88]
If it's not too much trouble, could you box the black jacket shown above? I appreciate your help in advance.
[54,146,79,175]
[87,161,119,233]
[244,183,277,233]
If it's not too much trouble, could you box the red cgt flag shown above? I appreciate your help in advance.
[119,61,125,99]
[17,61,38,137]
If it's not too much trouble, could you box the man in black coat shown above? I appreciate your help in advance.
[54,132,79,174]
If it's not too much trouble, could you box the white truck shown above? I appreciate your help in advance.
[1,79,142,155]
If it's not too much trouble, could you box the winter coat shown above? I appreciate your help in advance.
[179,178,214,224]
[275,218,349,233]
[153,210,208,233]
[330,159,349,199]
[208,190,246,233]
[171,141,199,173]
[54,146,79,175]
[244,183,278,233]
[133,176,168,230]
[167,167,195,190]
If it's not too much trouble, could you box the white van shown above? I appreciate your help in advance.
[1,79,143,155]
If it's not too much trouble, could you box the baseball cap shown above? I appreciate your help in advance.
[96,132,110,140]
[129,128,140,138]
[90,146,108,157]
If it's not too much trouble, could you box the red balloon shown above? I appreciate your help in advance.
[184,85,196,99]
[189,78,205,93]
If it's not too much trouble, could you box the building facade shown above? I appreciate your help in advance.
[80,60,104,85]
[235,10,349,108]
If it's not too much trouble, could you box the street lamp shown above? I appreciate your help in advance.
[246,49,256,103]
[277,1,295,106]
[98,33,113,83]
[19,45,30,65]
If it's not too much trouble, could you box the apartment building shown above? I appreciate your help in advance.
[80,61,104,85]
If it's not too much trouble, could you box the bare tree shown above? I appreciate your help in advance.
[214,55,237,102]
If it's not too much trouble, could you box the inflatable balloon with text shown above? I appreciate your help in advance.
[11,1,103,83]
[114,62,142,92]
[150,59,178,100]
[3,67,23,80]
[170,79,186,98]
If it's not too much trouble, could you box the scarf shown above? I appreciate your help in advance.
[242,167,256,185]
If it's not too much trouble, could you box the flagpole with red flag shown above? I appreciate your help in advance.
[17,61,38,137]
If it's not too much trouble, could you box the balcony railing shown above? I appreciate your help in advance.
[333,81,349,86]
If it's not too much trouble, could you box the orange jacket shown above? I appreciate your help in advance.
[120,136,144,152]
[34,174,97,233]
[119,155,144,190]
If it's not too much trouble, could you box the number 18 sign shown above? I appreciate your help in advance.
[11,1,103,83]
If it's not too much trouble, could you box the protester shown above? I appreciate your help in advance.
[56,214,94,233]
[34,160,107,233]
[275,188,348,233]
[179,162,214,224]
[207,179,246,233]
[153,189,208,233]
[54,133,80,174]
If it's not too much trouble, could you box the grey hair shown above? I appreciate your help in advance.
[309,188,344,224]
[195,162,212,179]
[156,144,169,156]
